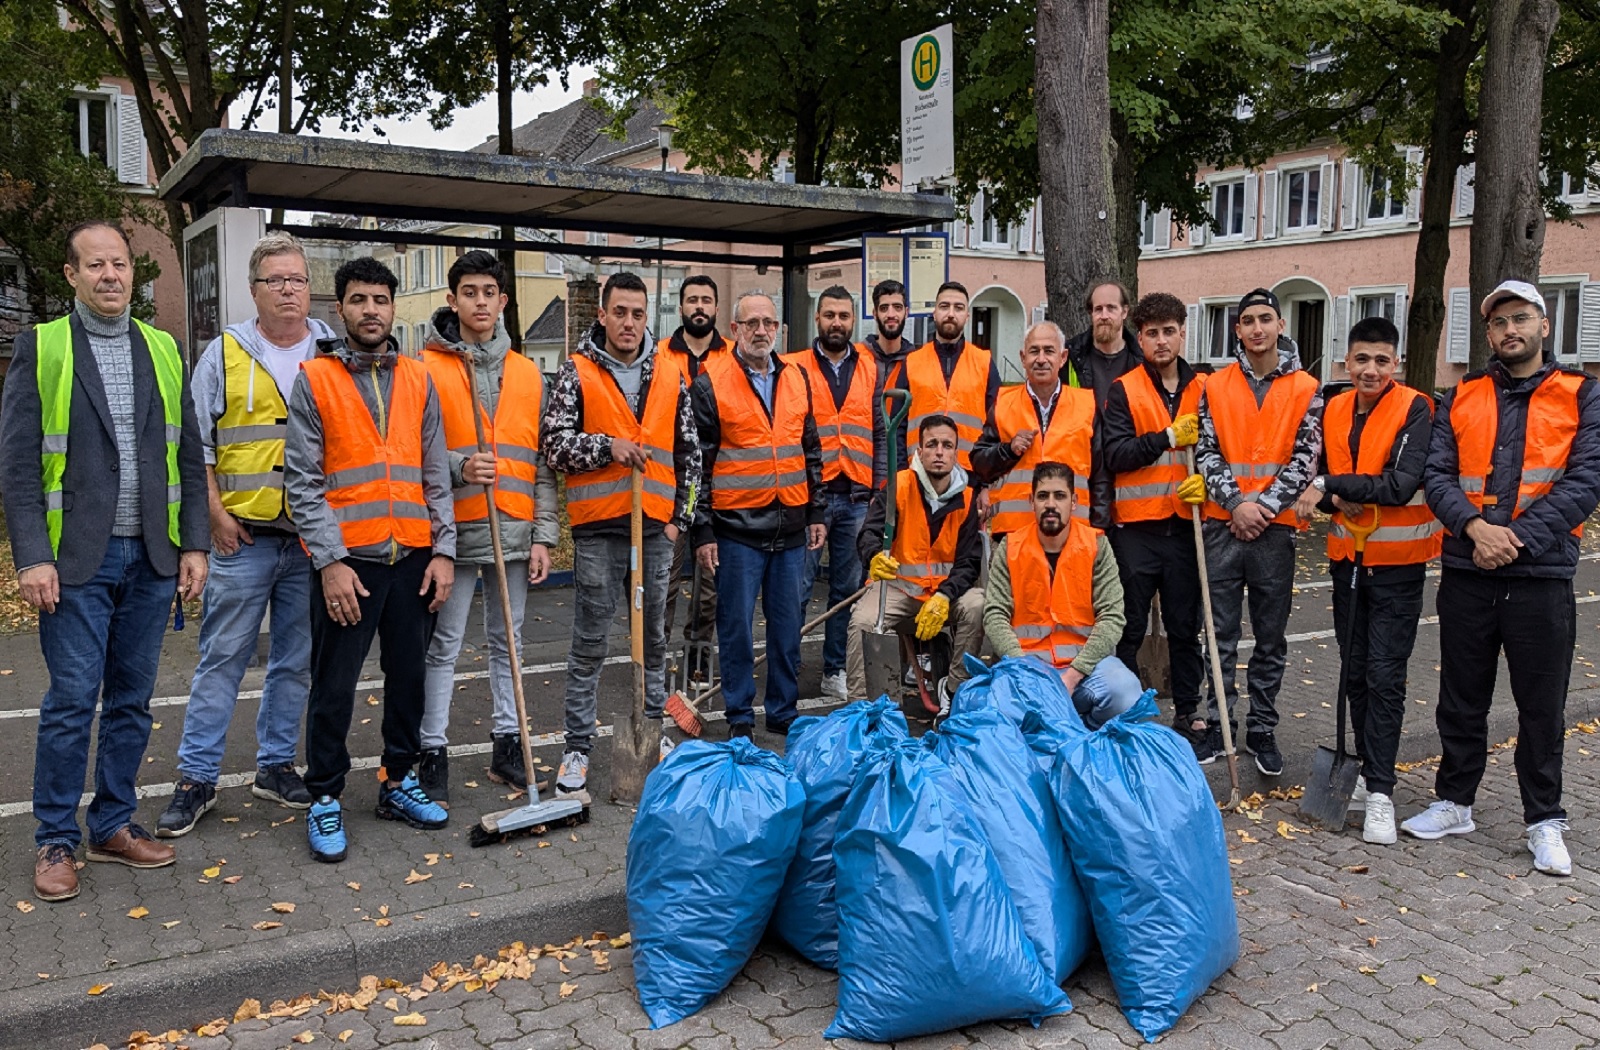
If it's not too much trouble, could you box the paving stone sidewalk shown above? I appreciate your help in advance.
[65,723,1600,1050]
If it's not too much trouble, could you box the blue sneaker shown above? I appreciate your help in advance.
[376,772,449,830]
[307,797,347,863]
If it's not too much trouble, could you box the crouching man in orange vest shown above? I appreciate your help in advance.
[1309,316,1438,845]
[285,257,456,864]
[845,415,983,713]
[983,461,1142,728]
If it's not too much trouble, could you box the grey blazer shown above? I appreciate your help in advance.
[0,313,209,586]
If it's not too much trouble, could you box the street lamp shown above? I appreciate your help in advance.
[654,122,676,343]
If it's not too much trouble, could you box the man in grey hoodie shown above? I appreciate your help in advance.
[159,233,334,838]
[417,251,558,804]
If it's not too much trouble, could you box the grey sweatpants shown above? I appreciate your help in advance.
[1201,521,1297,734]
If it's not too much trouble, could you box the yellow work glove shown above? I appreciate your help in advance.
[1169,413,1200,448]
[914,593,951,641]
[1176,473,1207,505]
[869,551,900,582]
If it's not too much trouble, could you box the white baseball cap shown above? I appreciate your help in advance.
[1479,279,1547,320]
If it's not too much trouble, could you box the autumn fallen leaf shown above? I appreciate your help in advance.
[127,906,150,919]
[234,998,262,1021]
[393,1012,427,1026]
[271,902,296,913]
[404,869,433,885]
[337,1031,353,1043]
[161,921,181,930]
[252,921,283,931]
[15,901,34,914]
[194,1019,228,1037]
[222,875,243,885]
[559,982,577,999]
[291,1031,315,1044]
[1420,974,1438,986]
[202,866,221,878]
[87,983,112,996]
[346,882,361,891]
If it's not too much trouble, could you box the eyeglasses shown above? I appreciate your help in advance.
[1487,311,1539,332]
[253,275,310,292]
[739,318,780,330]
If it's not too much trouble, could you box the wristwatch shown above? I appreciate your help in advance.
[1311,476,1327,493]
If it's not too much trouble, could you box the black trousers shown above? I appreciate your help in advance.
[1329,560,1425,796]
[1435,568,1574,825]
[304,549,438,799]
[1110,524,1205,720]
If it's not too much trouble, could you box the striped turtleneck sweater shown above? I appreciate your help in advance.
[75,300,142,536]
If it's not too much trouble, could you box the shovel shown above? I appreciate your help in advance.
[861,388,911,702]
[1188,449,1240,809]
[1299,504,1381,830]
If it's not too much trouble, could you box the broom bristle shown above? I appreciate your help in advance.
[664,692,704,737]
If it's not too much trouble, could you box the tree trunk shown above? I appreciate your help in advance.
[1111,117,1141,302]
[495,4,521,349]
[1404,4,1477,392]
[793,89,821,185]
[1468,0,1559,370]
[1035,0,1117,336]
[271,0,294,227]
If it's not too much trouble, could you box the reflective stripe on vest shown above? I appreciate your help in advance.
[707,354,810,510]
[1451,369,1586,539]
[1112,368,1207,524]
[904,341,990,469]
[35,314,184,556]
[1200,362,1318,529]
[302,356,432,551]
[989,383,1094,535]
[887,469,970,599]
[422,347,543,524]
[214,332,291,522]
[565,353,681,526]
[1323,384,1442,564]
[782,348,877,487]
[1005,520,1100,669]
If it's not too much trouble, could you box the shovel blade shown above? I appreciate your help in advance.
[861,628,901,704]
[1298,745,1361,830]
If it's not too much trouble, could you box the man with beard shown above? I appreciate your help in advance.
[285,256,457,863]
[1064,280,1143,409]
[1402,281,1600,877]
[784,286,883,700]
[983,461,1141,728]
[417,251,558,804]
[890,282,1001,477]
[660,274,728,686]
[845,416,982,711]
[860,279,911,486]
[693,292,826,737]
[1100,292,1209,758]
[1193,287,1322,776]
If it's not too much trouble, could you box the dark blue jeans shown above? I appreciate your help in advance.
[716,537,805,727]
[35,538,176,849]
[800,494,868,675]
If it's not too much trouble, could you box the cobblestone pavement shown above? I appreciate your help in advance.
[79,722,1600,1050]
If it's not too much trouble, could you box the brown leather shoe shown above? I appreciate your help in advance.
[85,825,175,869]
[34,844,80,902]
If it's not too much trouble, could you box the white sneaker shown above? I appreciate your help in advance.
[821,671,849,701]
[1400,800,1475,840]
[659,734,676,762]
[1349,775,1369,812]
[556,750,589,794]
[1362,792,1396,844]
[1528,819,1573,877]
[936,677,952,718]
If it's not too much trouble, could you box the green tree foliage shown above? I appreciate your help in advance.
[0,0,160,322]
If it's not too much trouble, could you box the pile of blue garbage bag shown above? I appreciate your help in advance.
[625,662,1240,1043]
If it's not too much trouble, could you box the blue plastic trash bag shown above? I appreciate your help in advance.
[951,653,1079,730]
[1051,691,1239,1042]
[928,706,1093,984]
[627,739,805,1028]
[827,739,1072,1042]
[771,698,909,969]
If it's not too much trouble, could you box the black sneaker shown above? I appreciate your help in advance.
[1245,730,1283,777]
[418,747,450,809]
[486,734,523,790]
[156,778,218,838]
[765,718,796,737]
[1192,726,1223,766]
[729,722,754,740]
[252,763,312,809]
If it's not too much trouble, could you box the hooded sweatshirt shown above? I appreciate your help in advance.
[855,452,980,602]
[192,315,338,531]
[422,306,559,565]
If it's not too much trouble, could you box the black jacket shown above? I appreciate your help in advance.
[856,478,982,602]
[1064,325,1143,407]
[861,334,914,488]
[0,313,208,585]
[1100,358,1202,534]
[691,353,825,551]
[1424,360,1600,578]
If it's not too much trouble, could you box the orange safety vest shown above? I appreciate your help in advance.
[421,348,542,524]
[1006,520,1101,669]
[989,384,1095,535]
[658,333,731,380]
[706,353,810,510]
[1112,368,1207,524]
[564,353,681,526]
[1451,369,1586,538]
[1324,384,1443,565]
[904,341,991,468]
[1201,363,1319,528]
[302,356,432,551]
[887,469,970,600]
[782,347,877,488]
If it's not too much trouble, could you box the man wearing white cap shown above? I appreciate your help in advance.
[1403,280,1600,876]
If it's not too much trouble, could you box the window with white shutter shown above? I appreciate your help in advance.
[1455,163,1475,217]
[1578,282,1600,362]
[1445,288,1471,364]
[115,90,146,185]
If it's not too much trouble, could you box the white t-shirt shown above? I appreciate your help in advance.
[257,329,319,401]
